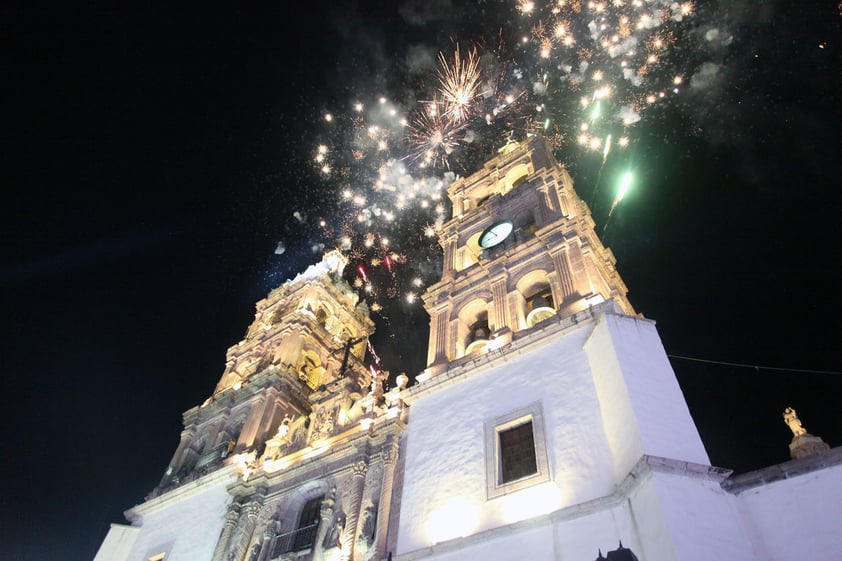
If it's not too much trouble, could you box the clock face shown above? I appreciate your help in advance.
[478,220,514,249]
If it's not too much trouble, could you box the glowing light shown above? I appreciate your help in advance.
[617,171,633,201]
[518,0,535,13]
[324,113,333,122]
[501,483,563,523]
[427,498,480,544]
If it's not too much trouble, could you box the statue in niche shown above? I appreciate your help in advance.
[355,502,377,553]
[783,407,808,437]
[322,513,345,550]
[262,415,303,462]
[276,414,293,439]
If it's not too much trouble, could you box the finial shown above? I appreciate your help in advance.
[783,406,830,459]
[783,407,807,437]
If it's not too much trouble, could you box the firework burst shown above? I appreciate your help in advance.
[437,46,482,123]
[405,99,465,168]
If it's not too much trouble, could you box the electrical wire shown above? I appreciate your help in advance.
[667,354,842,377]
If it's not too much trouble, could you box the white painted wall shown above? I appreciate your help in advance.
[734,463,842,561]
[585,314,709,481]
[120,478,233,561]
[397,321,616,553]
[93,524,140,561]
[395,311,718,559]
[393,474,682,561]
[651,471,757,561]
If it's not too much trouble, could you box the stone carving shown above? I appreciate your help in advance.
[262,415,308,464]
[355,503,378,557]
[310,407,336,443]
[263,519,280,541]
[323,513,345,550]
[320,486,336,519]
[783,407,807,437]
[784,406,830,459]
[352,460,368,478]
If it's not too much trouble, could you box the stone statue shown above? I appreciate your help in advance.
[783,407,807,437]
[323,513,344,550]
[356,502,378,553]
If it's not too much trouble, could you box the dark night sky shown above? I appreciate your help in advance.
[2,2,841,560]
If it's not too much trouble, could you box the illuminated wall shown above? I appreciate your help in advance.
[395,306,709,558]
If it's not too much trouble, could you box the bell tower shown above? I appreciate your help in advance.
[423,137,634,373]
[157,250,376,491]
[99,251,408,561]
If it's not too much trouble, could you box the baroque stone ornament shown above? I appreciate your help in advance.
[311,406,336,443]
[783,407,807,437]
[352,460,368,478]
[356,502,377,553]
[323,513,345,550]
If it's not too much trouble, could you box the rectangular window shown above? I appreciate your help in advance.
[485,402,550,499]
[499,421,538,483]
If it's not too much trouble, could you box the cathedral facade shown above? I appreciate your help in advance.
[95,139,842,561]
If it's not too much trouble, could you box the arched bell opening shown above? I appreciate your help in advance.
[526,288,556,327]
[455,298,491,358]
[464,318,491,356]
[297,349,326,390]
[515,269,556,330]
[502,163,531,193]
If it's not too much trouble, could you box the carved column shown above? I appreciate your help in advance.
[256,519,278,561]
[238,394,268,452]
[340,461,368,561]
[567,239,594,296]
[374,440,400,560]
[535,183,554,224]
[427,304,450,367]
[211,504,241,561]
[550,248,576,302]
[231,500,262,561]
[164,426,196,484]
[489,275,509,332]
[441,233,458,279]
[313,489,336,561]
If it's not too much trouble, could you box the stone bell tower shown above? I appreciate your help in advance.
[160,250,376,483]
[423,137,634,373]
[95,250,409,561]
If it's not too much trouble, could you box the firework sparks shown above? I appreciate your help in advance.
[437,46,482,123]
[298,0,703,317]
[406,99,464,168]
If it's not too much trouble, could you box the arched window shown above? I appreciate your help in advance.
[267,495,324,556]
